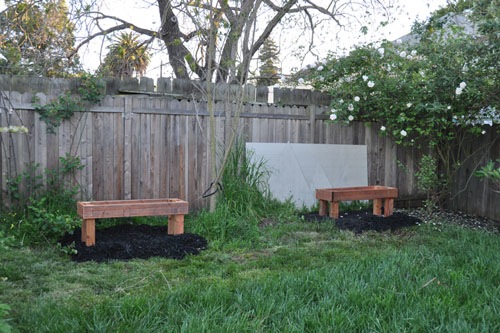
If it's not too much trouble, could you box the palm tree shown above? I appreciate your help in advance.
[98,32,151,78]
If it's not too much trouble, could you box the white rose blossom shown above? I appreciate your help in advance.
[456,87,463,95]
[459,82,466,89]
[330,114,337,121]
[400,130,407,137]
[348,104,354,111]
[354,96,360,102]
[362,75,368,82]
[317,65,324,71]
[367,81,375,88]
[298,78,304,85]
[380,126,386,131]
[348,115,354,121]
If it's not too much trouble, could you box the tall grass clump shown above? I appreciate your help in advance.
[191,140,296,248]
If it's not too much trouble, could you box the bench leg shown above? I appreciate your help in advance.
[329,201,339,219]
[168,214,184,235]
[384,198,394,216]
[318,200,328,216]
[81,219,96,246]
[373,199,383,216]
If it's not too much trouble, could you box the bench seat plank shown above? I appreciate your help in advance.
[77,198,188,246]
[316,186,398,219]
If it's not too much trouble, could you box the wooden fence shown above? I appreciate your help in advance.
[1,87,499,220]
[0,75,333,106]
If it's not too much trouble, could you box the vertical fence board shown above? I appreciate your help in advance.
[92,112,104,199]
[114,112,124,199]
[141,113,152,198]
[103,113,115,199]
[158,113,168,198]
[122,97,132,199]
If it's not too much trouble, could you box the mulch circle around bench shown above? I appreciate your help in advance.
[301,210,422,234]
[59,224,208,263]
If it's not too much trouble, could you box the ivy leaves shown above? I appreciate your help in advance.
[34,74,104,133]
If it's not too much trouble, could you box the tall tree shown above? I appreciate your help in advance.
[72,0,393,83]
[97,32,151,78]
[0,0,80,77]
[257,37,280,86]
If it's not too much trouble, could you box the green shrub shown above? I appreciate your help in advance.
[415,154,443,212]
[475,159,500,191]
[2,156,82,245]
[0,230,16,250]
[23,197,79,243]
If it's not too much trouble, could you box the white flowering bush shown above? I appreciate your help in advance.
[308,19,498,148]
[307,2,499,204]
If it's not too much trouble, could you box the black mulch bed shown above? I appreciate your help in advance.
[301,210,422,234]
[59,224,208,263]
[60,210,423,263]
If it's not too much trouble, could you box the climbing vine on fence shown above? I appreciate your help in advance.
[33,74,104,133]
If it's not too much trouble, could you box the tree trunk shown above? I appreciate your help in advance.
[157,0,205,79]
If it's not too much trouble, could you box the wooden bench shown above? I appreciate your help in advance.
[77,198,189,246]
[316,186,398,219]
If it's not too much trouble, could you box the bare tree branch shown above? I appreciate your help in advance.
[70,13,159,59]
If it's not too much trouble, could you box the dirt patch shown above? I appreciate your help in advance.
[59,224,208,263]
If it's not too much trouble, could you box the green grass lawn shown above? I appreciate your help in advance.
[1,217,499,332]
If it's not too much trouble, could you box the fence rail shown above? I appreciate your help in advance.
[1,86,498,220]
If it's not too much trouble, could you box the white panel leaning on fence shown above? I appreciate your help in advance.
[246,143,368,208]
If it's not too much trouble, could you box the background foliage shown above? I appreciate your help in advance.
[0,0,80,77]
